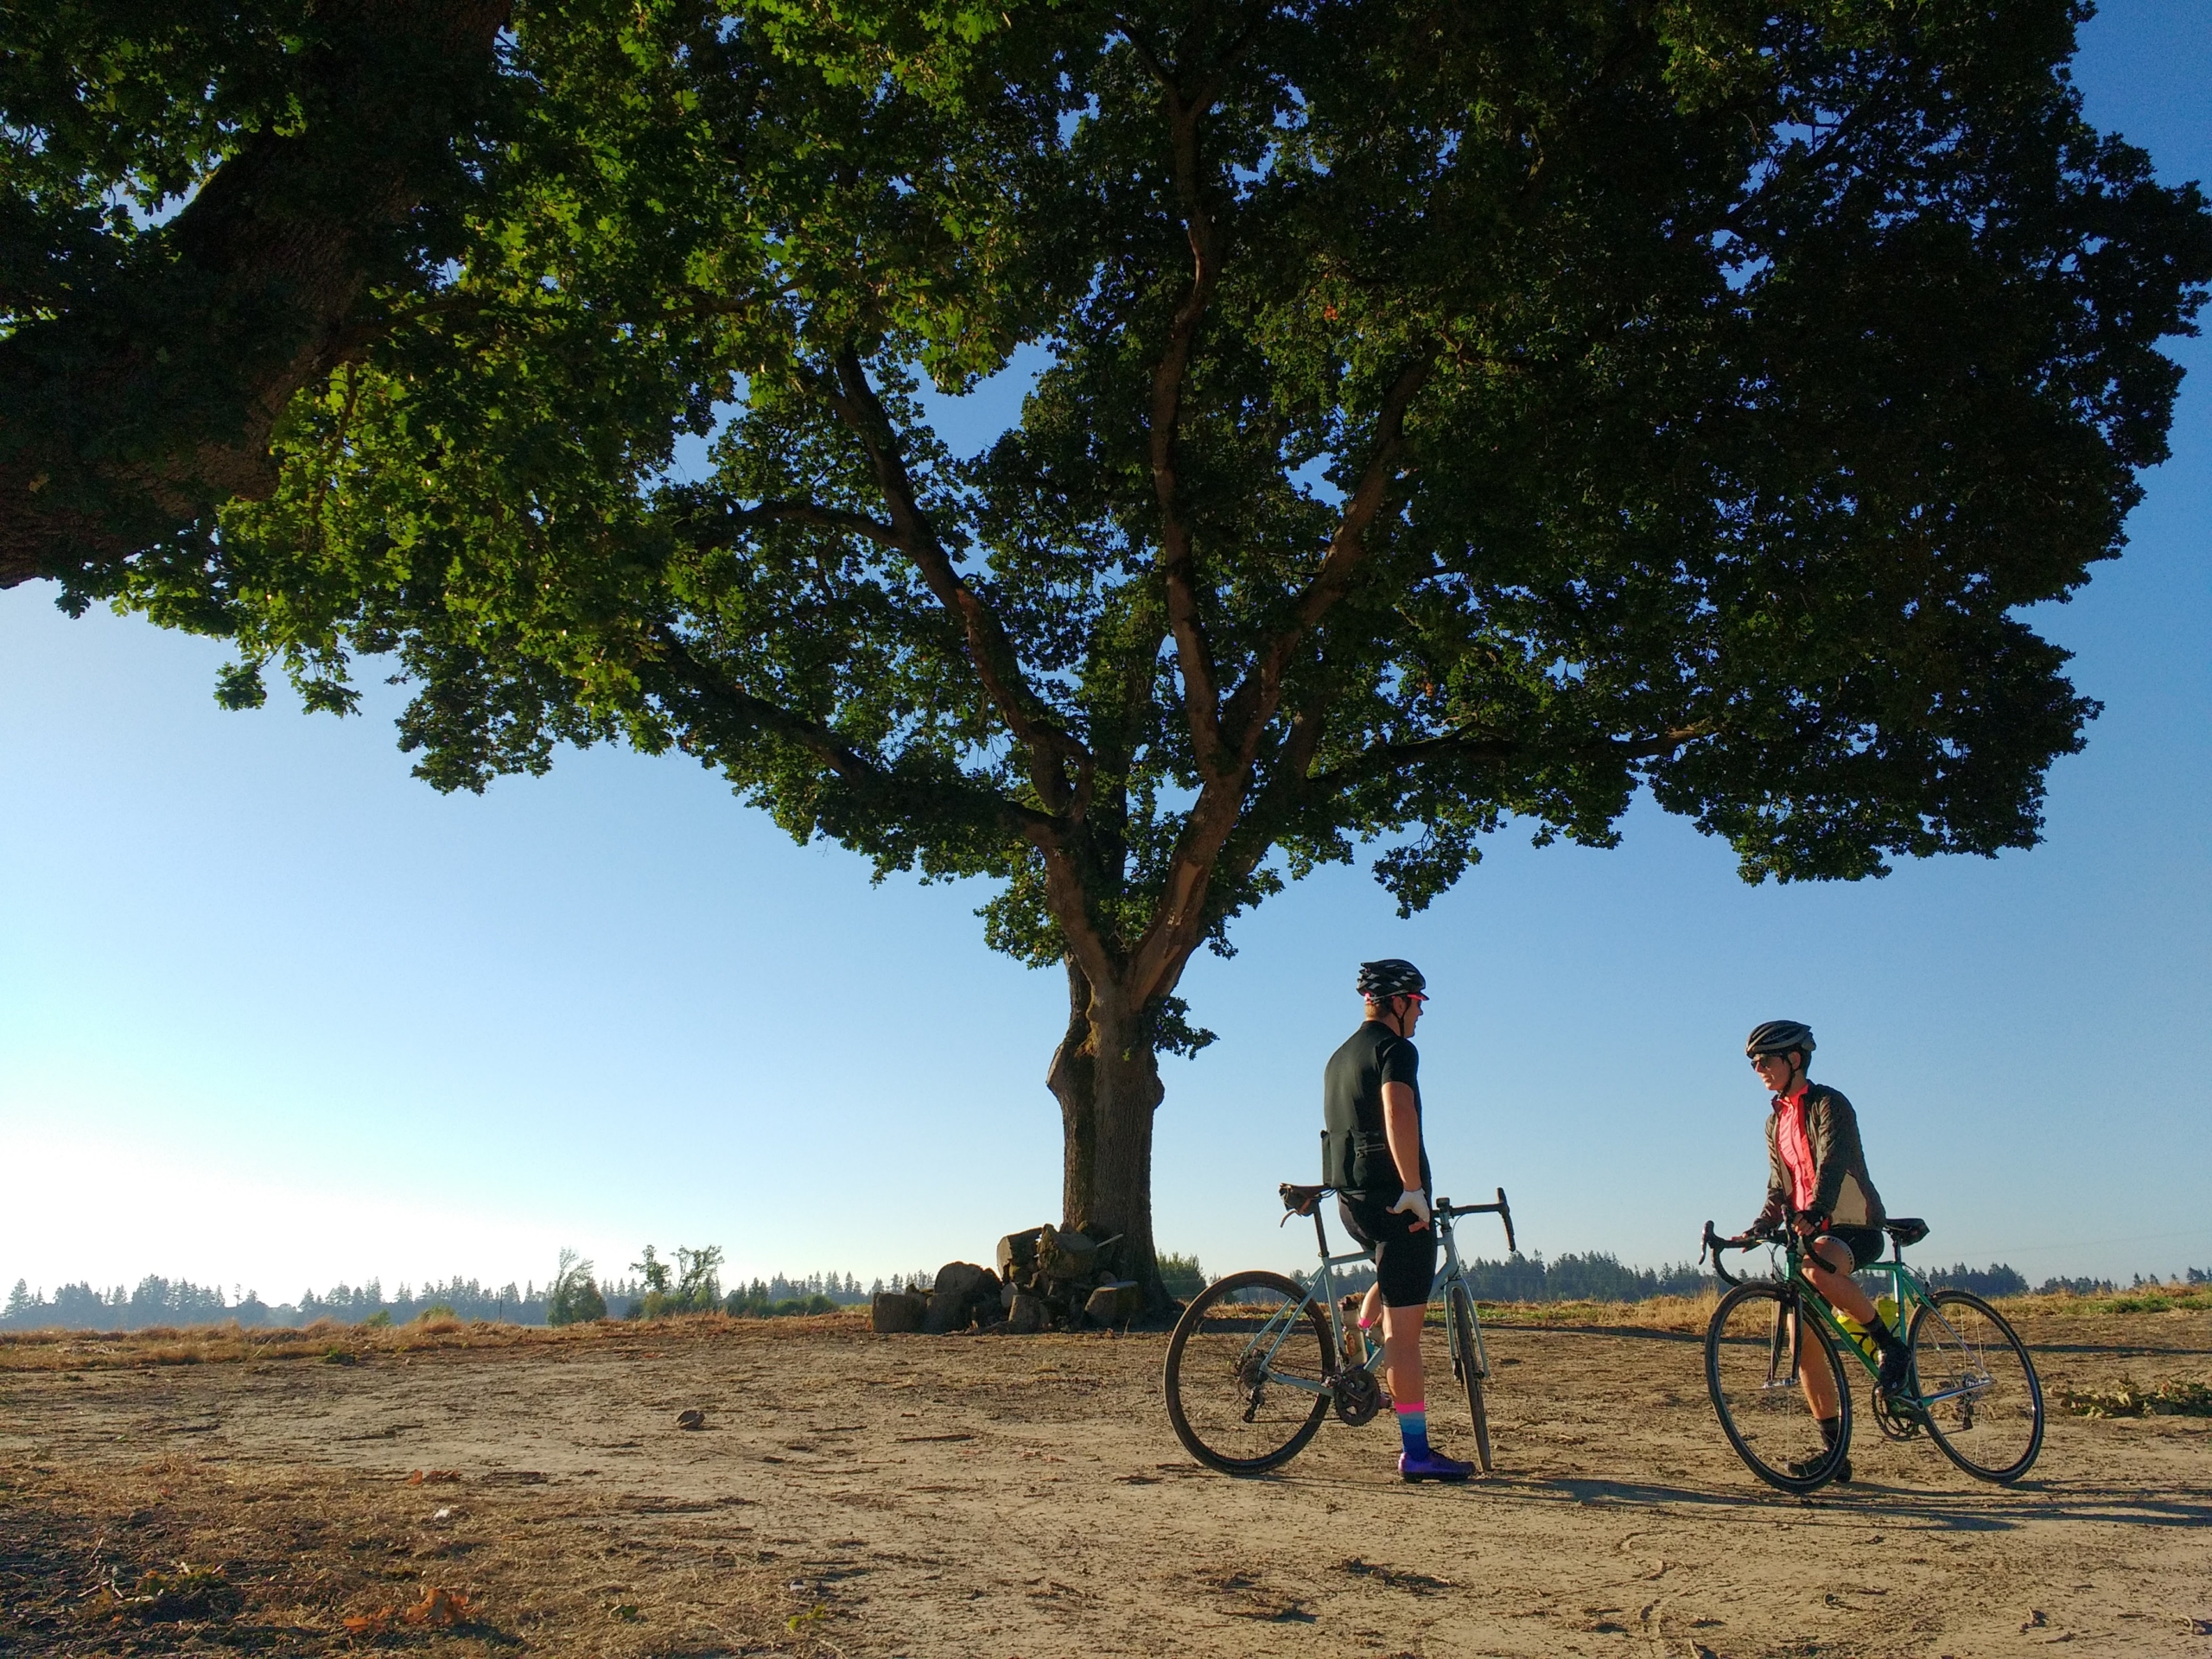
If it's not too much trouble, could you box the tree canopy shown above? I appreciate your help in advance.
[17,0,2209,1304]
[0,0,509,591]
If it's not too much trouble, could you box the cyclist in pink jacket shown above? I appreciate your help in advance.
[1738,1020,1911,1481]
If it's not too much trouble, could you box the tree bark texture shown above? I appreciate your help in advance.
[1045,957,1170,1315]
[0,0,510,594]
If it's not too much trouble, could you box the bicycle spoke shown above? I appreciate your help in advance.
[1908,1289,2044,1483]
[1707,1282,1850,1493]
[1164,1271,1333,1474]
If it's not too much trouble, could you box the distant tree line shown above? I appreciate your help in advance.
[1281,1255,2209,1306]
[0,1274,547,1332]
[12,1255,2197,1331]
[1296,1252,1713,1305]
[3,1248,879,1333]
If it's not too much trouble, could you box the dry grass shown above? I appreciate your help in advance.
[0,1307,873,1371]
[1467,1292,1720,1333]
[5,1279,2201,1374]
[2052,1374,2212,1418]
[1999,1281,2212,1317]
[0,1452,823,1656]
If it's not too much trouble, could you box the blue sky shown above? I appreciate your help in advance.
[3,2,2207,1305]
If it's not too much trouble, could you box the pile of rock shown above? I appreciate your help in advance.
[868,1224,1144,1335]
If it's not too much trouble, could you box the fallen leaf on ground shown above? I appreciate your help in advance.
[404,1586,471,1626]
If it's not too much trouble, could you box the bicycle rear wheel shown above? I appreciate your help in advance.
[1705,1281,1852,1494]
[1164,1270,1332,1474]
[1908,1289,2044,1483]
[1448,1285,1494,1473]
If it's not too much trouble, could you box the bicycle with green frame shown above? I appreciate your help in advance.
[1163,1180,1516,1476]
[1698,1215,2044,1494]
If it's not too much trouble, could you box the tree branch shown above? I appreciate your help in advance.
[680,492,903,551]
[1305,721,1714,794]
[1136,48,1230,780]
[819,347,1097,821]
[0,0,512,594]
[1217,350,1437,765]
[644,620,1060,836]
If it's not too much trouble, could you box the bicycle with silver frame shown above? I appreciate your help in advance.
[1163,1179,1516,1475]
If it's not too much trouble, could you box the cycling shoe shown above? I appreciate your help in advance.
[1786,1452,1850,1484]
[1876,1344,1912,1394]
[1398,1448,1475,1483]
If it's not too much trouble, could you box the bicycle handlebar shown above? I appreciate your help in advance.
[1699,1218,1787,1288]
[1435,1187,1516,1255]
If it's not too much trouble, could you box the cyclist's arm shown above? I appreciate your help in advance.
[1382,1081,1424,1195]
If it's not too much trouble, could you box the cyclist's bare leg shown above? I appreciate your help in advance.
[1358,1281,1383,1336]
[1802,1237,1880,1326]
[1381,1302,1425,1407]
[1792,1307,1842,1420]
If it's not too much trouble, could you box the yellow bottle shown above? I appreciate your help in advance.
[1834,1307,1878,1363]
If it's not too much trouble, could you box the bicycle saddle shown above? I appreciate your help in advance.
[1280,1183,1332,1217]
[1883,1217,1929,1248]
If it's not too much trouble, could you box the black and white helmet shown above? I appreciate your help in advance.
[1745,1020,1815,1059]
[1356,959,1427,1001]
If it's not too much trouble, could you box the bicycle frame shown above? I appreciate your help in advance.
[1704,1224,1991,1412]
[1244,1188,1516,1402]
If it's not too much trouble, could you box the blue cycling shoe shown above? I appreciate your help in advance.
[1397,1447,1475,1483]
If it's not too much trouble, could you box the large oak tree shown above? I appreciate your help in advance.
[83,0,2212,1307]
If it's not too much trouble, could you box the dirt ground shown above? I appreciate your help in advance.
[2,1306,2207,1658]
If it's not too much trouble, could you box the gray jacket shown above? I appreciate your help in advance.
[1754,1083,1886,1232]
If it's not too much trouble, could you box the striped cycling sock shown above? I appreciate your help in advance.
[1395,1401,1429,1456]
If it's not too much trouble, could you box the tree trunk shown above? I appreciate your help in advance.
[1045,956,1172,1317]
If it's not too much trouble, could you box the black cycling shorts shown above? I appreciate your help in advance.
[1338,1193,1439,1309]
[1818,1225,1886,1274]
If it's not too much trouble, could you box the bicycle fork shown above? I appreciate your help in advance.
[1766,1293,1803,1392]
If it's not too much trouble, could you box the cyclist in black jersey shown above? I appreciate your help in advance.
[1323,959,1473,1483]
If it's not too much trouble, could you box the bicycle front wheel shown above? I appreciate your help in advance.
[1706,1281,1853,1494]
[1448,1285,1494,1473]
[1908,1289,2044,1483]
[1163,1270,1332,1474]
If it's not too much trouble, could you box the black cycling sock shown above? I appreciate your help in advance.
[1817,1416,1842,1450]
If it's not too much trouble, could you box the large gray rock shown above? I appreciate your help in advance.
[969,1267,1003,1323]
[1005,1291,1046,1334]
[1036,1224,1098,1281]
[870,1288,927,1334]
[923,1262,991,1334]
[995,1228,1045,1281]
[1084,1281,1143,1327]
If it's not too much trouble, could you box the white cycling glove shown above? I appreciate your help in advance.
[1388,1189,1432,1228]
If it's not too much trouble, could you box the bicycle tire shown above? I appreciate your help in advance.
[1907,1288,2044,1484]
[1705,1281,1853,1494]
[1163,1269,1333,1474]
[1448,1284,1493,1473]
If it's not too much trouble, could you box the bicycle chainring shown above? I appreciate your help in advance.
[1868,1387,1922,1440]
[1332,1366,1382,1427]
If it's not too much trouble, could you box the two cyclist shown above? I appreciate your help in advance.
[1313,962,1914,1488]
[1322,958,1475,1483]
[1728,1018,1912,1481]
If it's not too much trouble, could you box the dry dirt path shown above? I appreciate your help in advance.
[3,1309,2207,1657]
